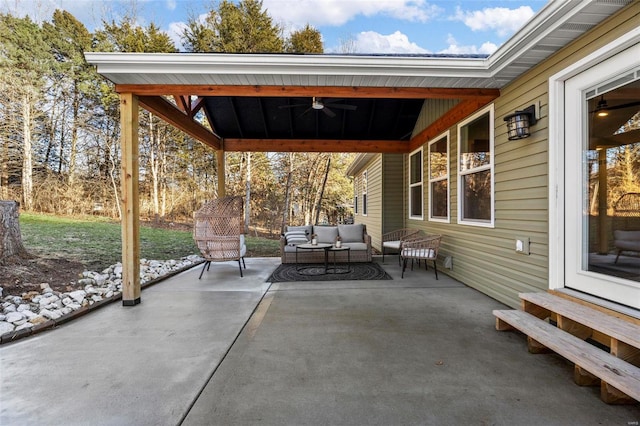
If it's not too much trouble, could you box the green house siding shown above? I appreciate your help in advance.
[353,154,406,252]
[382,155,404,236]
[354,156,383,251]
[403,3,640,308]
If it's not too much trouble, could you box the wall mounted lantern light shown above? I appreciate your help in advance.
[504,104,538,140]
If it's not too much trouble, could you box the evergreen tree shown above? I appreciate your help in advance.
[286,24,323,53]
[182,0,284,53]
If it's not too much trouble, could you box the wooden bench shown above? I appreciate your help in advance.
[520,292,640,357]
[494,292,640,404]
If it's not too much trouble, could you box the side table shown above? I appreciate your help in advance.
[295,243,332,274]
[327,246,351,274]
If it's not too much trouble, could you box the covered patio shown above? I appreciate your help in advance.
[2,259,638,424]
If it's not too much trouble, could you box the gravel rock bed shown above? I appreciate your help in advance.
[0,255,203,343]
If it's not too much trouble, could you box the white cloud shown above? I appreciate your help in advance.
[168,21,187,50]
[452,6,535,38]
[263,0,442,27]
[439,34,497,55]
[165,0,177,11]
[352,30,429,54]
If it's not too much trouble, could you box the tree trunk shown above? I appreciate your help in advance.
[281,153,294,233]
[314,156,331,225]
[0,200,30,261]
[22,93,33,211]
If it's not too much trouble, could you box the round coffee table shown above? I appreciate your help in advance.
[327,246,351,274]
[295,243,332,274]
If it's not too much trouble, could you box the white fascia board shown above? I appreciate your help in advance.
[487,0,589,75]
[346,153,377,177]
[85,52,491,83]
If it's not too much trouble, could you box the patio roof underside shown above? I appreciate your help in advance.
[130,85,499,154]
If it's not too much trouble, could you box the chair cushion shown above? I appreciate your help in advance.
[402,248,435,259]
[314,226,338,244]
[338,224,364,243]
[383,240,402,249]
[343,242,368,251]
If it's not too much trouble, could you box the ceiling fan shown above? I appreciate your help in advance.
[279,97,357,117]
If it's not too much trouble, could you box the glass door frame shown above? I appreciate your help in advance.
[548,29,640,309]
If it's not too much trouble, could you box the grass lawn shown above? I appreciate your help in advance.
[19,213,280,272]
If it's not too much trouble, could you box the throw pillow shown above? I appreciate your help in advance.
[314,226,338,244]
[285,231,308,246]
[338,224,364,243]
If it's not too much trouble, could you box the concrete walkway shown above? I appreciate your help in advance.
[1,257,639,425]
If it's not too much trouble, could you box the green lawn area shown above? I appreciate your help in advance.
[19,213,280,272]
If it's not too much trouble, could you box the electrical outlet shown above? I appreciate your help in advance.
[515,237,530,255]
[444,256,453,269]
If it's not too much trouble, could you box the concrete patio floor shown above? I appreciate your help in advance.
[1,257,639,425]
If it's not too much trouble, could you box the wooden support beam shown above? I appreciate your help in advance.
[115,84,501,100]
[223,138,409,153]
[120,93,141,306]
[408,97,497,151]
[137,96,221,150]
[191,96,206,118]
[217,149,226,198]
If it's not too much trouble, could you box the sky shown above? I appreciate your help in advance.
[5,0,548,54]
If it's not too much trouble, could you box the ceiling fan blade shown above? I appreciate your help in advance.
[322,107,336,118]
[299,107,313,117]
[327,103,357,111]
[278,103,309,109]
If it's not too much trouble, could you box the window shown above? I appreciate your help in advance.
[362,170,368,216]
[457,105,494,226]
[428,132,449,222]
[354,177,359,215]
[409,147,423,220]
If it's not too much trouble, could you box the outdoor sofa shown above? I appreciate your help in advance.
[280,224,372,264]
[613,230,640,263]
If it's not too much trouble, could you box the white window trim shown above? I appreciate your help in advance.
[457,104,495,227]
[361,170,368,216]
[354,176,359,215]
[408,146,424,220]
[428,131,450,223]
[548,27,640,291]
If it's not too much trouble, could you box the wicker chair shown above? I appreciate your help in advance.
[400,235,442,279]
[194,196,247,278]
[381,228,421,263]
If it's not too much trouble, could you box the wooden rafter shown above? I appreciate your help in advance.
[138,95,221,150]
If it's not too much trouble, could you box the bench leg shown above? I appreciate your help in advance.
[527,336,552,354]
[495,317,514,331]
[574,365,599,386]
[601,382,636,404]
